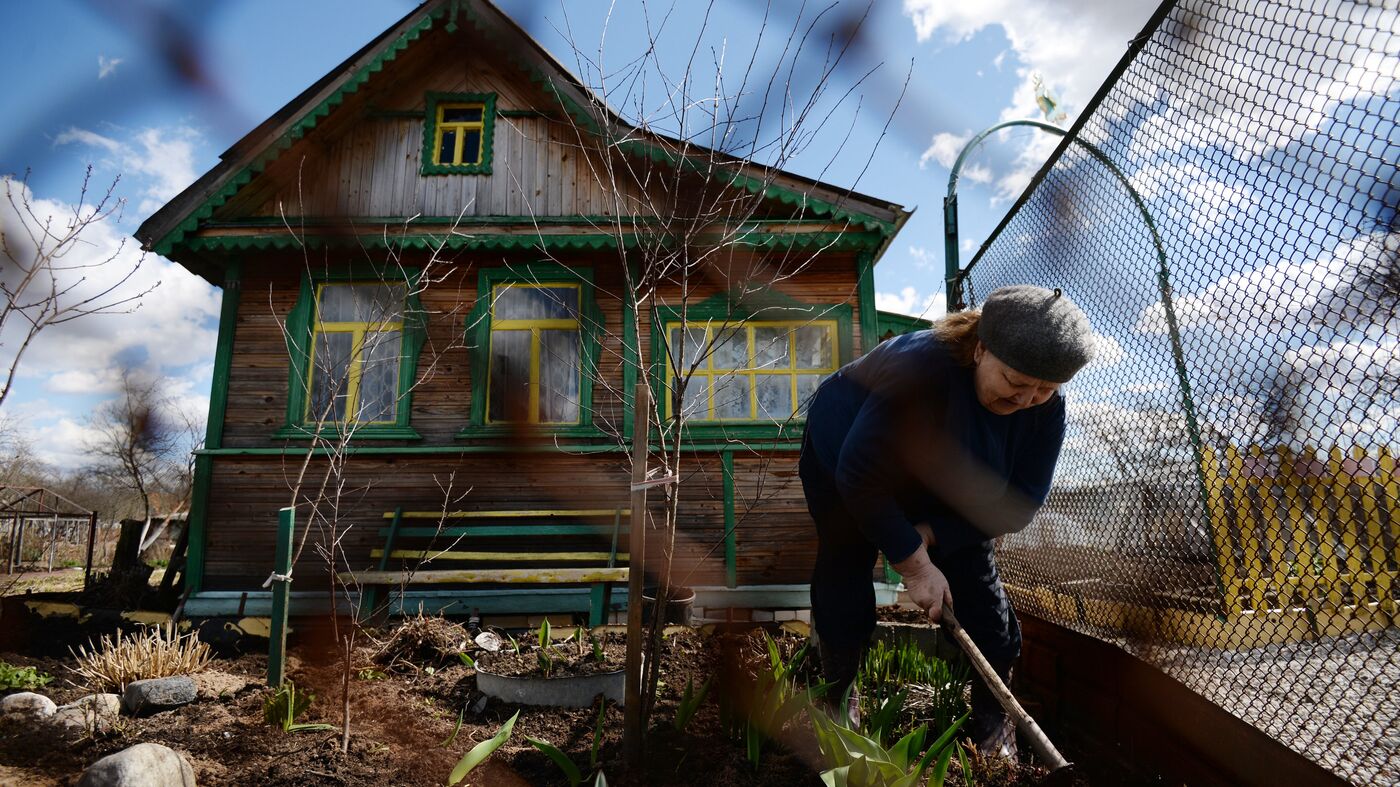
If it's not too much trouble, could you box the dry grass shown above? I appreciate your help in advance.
[371,611,470,668]
[68,623,213,691]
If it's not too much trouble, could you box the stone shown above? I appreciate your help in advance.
[77,742,196,786]
[121,677,197,716]
[1,692,56,720]
[53,693,121,734]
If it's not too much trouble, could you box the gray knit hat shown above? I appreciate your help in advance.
[978,285,1095,383]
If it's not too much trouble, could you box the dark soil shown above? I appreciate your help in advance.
[476,632,627,678]
[0,620,1134,786]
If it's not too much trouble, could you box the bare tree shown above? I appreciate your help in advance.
[0,168,154,410]
[87,368,203,529]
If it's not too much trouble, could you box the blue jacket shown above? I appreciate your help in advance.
[801,330,1065,564]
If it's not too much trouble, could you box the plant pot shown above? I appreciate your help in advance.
[641,586,695,626]
[474,661,630,708]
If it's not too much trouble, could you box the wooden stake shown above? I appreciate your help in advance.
[83,511,98,591]
[623,383,651,766]
[267,506,295,687]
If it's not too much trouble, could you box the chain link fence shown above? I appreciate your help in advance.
[952,0,1398,782]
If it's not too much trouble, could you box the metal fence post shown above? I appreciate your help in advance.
[267,506,295,687]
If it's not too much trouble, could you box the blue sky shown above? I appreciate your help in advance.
[0,0,1164,467]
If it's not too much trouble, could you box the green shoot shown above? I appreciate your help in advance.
[446,710,519,786]
[592,638,605,663]
[673,676,712,732]
[262,682,336,733]
[458,652,476,669]
[0,662,51,691]
[527,736,583,787]
[439,709,464,748]
[590,699,607,769]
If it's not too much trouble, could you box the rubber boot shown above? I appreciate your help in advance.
[815,636,863,728]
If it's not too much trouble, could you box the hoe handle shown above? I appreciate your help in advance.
[942,608,1071,771]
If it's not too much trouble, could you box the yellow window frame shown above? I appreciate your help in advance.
[433,102,486,166]
[664,320,840,422]
[486,282,583,425]
[305,283,405,425]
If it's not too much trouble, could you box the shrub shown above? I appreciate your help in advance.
[69,623,213,691]
[0,661,52,691]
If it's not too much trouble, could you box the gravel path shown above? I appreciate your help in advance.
[1122,629,1400,785]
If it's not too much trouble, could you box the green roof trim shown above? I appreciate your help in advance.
[151,8,442,256]
[151,0,898,258]
[181,230,882,254]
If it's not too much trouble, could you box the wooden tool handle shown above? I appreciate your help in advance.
[942,608,1070,771]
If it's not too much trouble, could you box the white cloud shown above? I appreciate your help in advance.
[903,0,1159,121]
[29,417,105,469]
[1134,232,1393,337]
[919,131,970,170]
[55,124,203,216]
[1087,333,1124,369]
[0,176,220,403]
[1131,160,1254,235]
[54,127,123,154]
[98,55,124,79]
[876,287,948,320]
[907,245,937,271]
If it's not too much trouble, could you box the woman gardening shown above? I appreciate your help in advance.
[800,285,1095,757]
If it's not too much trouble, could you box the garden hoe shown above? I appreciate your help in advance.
[939,608,1075,784]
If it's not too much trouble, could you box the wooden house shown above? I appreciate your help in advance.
[136,0,912,621]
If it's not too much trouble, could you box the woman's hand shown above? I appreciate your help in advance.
[891,547,953,625]
[913,522,935,551]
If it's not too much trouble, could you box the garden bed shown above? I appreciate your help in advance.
[0,615,1107,786]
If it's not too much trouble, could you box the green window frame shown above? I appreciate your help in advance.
[421,91,496,175]
[651,294,853,441]
[277,269,427,440]
[461,265,605,438]
[664,320,840,422]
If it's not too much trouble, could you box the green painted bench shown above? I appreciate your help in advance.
[341,507,630,626]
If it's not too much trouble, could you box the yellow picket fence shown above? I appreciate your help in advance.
[1200,444,1399,622]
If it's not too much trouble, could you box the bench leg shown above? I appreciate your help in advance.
[360,586,380,620]
[590,583,606,627]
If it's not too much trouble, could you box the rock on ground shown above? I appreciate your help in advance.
[77,743,196,787]
[53,694,121,734]
[1,692,56,721]
[121,677,197,716]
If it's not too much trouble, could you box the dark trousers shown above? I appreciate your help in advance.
[800,445,1020,739]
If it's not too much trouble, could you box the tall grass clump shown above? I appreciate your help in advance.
[858,639,968,742]
[69,623,213,691]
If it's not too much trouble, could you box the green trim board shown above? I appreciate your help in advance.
[420,91,497,175]
[875,310,933,339]
[181,230,883,255]
[149,8,440,256]
[855,250,878,354]
[648,290,854,442]
[459,263,608,438]
[276,266,428,441]
[146,0,902,258]
[186,263,244,594]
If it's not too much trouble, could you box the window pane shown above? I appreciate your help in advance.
[795,326,833,369]
[669,327,706,370]
[357,330,401,423]
[796,374,824,416]
[539,329,581,424]
[318,283,405,323]
[678,376,709,419]
[713,373,750,419]
[494,285,580,320]
[310,332,352,423]
[711,328,747,370]
[753,326,790,369]
[462,130,482,164]
[442,105,483,123]
[488,329,531,422]
[437,129,458,164]
[755,376,793,420]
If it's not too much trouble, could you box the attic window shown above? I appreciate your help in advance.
[422,92,496,175]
